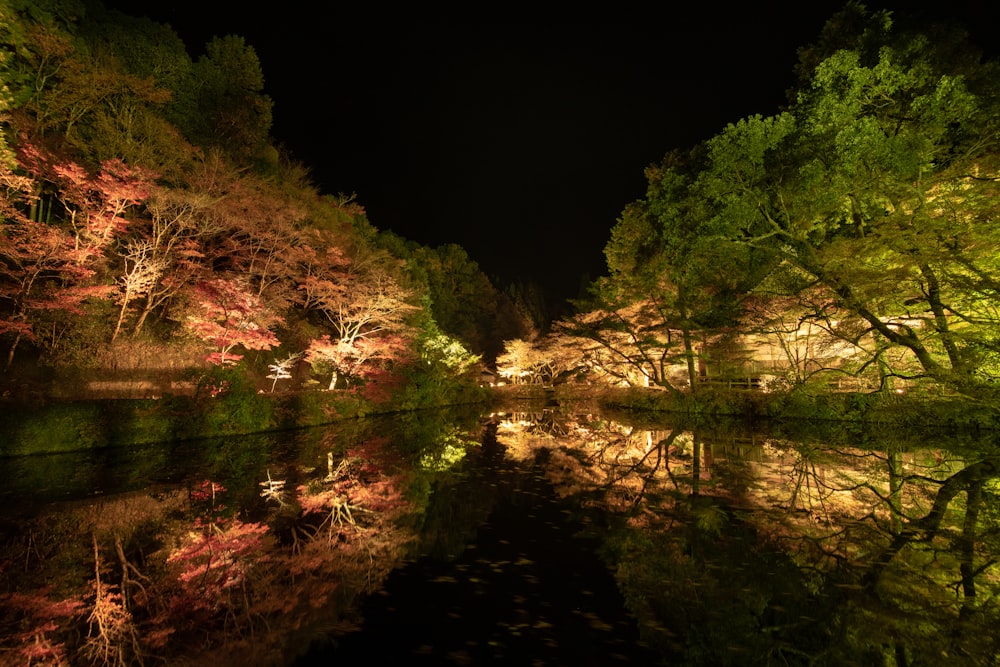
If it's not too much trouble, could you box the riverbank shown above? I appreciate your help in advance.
[4,381,996,458]
[0,383,491,457]
[494,383,1000,432]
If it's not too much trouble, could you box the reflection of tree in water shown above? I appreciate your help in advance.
[496,411,1000,666]
[0,418,468,666]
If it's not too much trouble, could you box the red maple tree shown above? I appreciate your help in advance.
[183,278,282,365]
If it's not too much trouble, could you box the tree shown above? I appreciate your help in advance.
[596,6,1000,404]
[601,152,761,391]
[186,35,273,164]
[112,239,163,342]
[209,170,307,307]
[183,278,281,366]
[299,254,418,388]
[496,330,586,386]
[556,299,695,391]
[410,243,505,357]
[495,338,541,385]
[305,332,409,391]
[266,351,301,392]
[124,179,217,335]
[17,143,153,264]
[0,149,119,369]
[695,11,1000,402]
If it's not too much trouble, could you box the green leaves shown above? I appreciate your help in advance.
[595,5,1000,402]
[186,35,273,164]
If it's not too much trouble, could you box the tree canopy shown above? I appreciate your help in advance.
[504,4,1000,410]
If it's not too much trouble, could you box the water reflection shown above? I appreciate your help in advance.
[302,420,657,665]
[0,406,997,666]
[489,409,1000,666]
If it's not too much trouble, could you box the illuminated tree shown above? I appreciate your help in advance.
[557,298,702,391]
[495,338,540,384]
[183,278,281,366]
[112,239,163,342]
[299,253,417,388]
[591,7,1000,404]
[266,351,301,392]
[0,155,115,368]
[689,8,1000,402]
[410,242,511,357]
[305,332,410,391]
[125,181,217,335]
[601,151,763,392]
[16,144,153,264]
[209,171,307,307]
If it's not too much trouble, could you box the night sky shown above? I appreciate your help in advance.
[99,3,999,305]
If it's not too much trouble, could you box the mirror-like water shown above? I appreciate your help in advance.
[1,404,997,666]
[298,422,659,665]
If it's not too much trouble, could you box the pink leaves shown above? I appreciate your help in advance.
[167,479,268,612]
[1,588,84,665]
[167,518,269,609]
[184,278,282,365]
[20,142,154,253]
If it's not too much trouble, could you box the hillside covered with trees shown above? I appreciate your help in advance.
[0,0,538,413]
[495,5,1000,423]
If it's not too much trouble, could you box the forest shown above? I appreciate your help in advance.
[495,5,1000,424]
[0,0,542,418]
[2,2,1000,428]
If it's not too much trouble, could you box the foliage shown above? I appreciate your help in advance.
[266,351,301,391]
[183,277,282,366]
[185,35,273,165]
[525,4,1000,414]
[405,242,530,360]
[190,365,277,435]
[391,326,486,410]
[0,1,516,416]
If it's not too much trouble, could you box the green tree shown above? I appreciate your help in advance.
[411,243,507,358]
[601,152,760,390]
[687,6,1000,403]
[186,35,273,165]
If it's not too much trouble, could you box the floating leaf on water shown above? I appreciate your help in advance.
[588,617,614,632]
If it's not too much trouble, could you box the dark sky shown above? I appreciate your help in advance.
[98,4,999,305]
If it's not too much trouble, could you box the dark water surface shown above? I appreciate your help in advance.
[298,424,659,665]
[2,405,999,666]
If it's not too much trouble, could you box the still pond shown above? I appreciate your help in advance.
[1,403,997,666]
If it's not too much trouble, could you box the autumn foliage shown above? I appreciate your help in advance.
[184,278,282,365]
[0,3,513,404]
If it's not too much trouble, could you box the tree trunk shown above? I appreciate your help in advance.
[4,332,21,372]
[682,327,698,392]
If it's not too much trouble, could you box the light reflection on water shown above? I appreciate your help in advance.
[0,405,997,666]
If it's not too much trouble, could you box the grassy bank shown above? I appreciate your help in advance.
[0,378,491,457]
[547,384,1000,433]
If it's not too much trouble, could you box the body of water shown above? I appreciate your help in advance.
[1,404,997,666]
